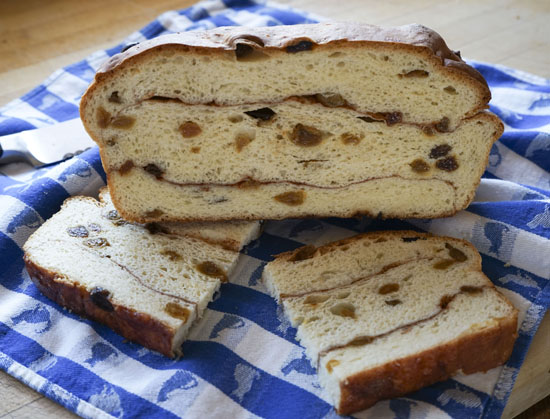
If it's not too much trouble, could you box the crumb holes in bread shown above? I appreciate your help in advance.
[402,274,412,282]
[118,160,134,175]
[84,237,110,247]
[341,133,361,145]
[304,294,330,305]
[429,144,452,159]
[289,245,317,261]
[228,114,244,123]
[330,302,356,318]
[433,259,455,270]
[436,156,459,172]
[164,302,190,322]
[368,111,402,126]
[410,158,430,173]
[67,225,89,237]
[358,116,382,123]
[460,285,483,294]
[111,115,135,129]
[349,336,374,346]
[304,316,320,324]
[161,250,182,261]
[374,237,387,243]
[237,178,262,189]
[244,107,275,121]
[326,359,340,373]
[144,163,163,179]
[378,283,399,295]
[196,261,227,282]
[445,243,468,261]
[402,237,419,242]
[336,291,350,299]
[400,69,429,78]
[145,222,168,234]
[235,44,269,61]
[191,147,201,154]
[435,117,450,133]
[290,124,323,147]
[179,121,202,138]
[444,86,458,95]
[235,134,253,152]
[97,107,111,128]
[274,191,306,206]
[90,287,114,312]
[108,91,122,103]
[144,209,164,218]
[286,40,314,53]
[422,126,435,136]
[385,299,402,306]
[315,93,347,108]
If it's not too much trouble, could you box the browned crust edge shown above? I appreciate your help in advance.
[336,314,518,415]
[24,256,178,358]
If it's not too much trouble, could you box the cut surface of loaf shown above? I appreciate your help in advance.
[262,231,518,414]
[23,188,260,357]
[80,22,502,222]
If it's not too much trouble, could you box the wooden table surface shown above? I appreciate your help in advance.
[0,1,549,418]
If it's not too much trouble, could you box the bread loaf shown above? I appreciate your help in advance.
[23,188,260,357]
[263,231,517,414]
[80,22,502,222]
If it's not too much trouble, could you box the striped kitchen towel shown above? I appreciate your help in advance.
[0,1,549,418]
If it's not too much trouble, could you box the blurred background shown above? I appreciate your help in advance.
[0,1,548,418]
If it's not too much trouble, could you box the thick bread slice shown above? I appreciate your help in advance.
[262,231,518,414]
[23,189,260,357]
[80,23,490,129]
[79,22,501,222]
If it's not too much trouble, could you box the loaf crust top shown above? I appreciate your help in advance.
[97,22,487,88]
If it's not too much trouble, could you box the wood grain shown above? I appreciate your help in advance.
[0,1,549,418]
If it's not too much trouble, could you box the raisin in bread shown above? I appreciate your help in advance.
[262,231,517,414]
[80,22,503,222]
[23,188,260,357]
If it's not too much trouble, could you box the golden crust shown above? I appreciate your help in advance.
[336,313,518,414]
[24,257,178,357]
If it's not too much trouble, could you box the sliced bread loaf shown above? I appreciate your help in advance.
[79,22,502,222]
[263,231,518,414]
[23,188,260,357]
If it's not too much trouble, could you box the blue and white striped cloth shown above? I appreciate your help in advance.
[1,1,549,418]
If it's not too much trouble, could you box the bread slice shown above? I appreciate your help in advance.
[23,188,260,357]
[262,231,518,414]
[79,22,502,223]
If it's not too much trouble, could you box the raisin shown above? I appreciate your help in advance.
[274,191,305,206]
[197,261,227,282]
[111,115,135,129]
[164,302,190,321]
[402,237,419,242]
[429,144,452,159]
[422,126,435,136]
[435,117,450,132]
[349,336,374,346]
[436,156,459,172]
[179,121,202,138]
[67,226,88,237]
[235,43,253,59]
[286,40,313,53]
[290,124,322,147]
[97,107,111,128]
[385,299,402,306]
[341,133,361,145]
[289,245,317,262]
[439,295,453,309]
[386,112,403,126]
[118,160,134,175]
[445,243,468,261]
[84,237,110,247]
[88,223,101,233]
[326,359,340,374]
[108,91,121,103]
[314,93,347,108]
[244,107,275,121]
[410,159,430,173]
[104,210,120,221]
[378,283,399,295]
[433,259,455,270]
[402,70,429,78]
[161,250,182,261]
[144,163,163,179]
[460,285,483,294]
[144,223,169,235]
[90,287,114,312]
